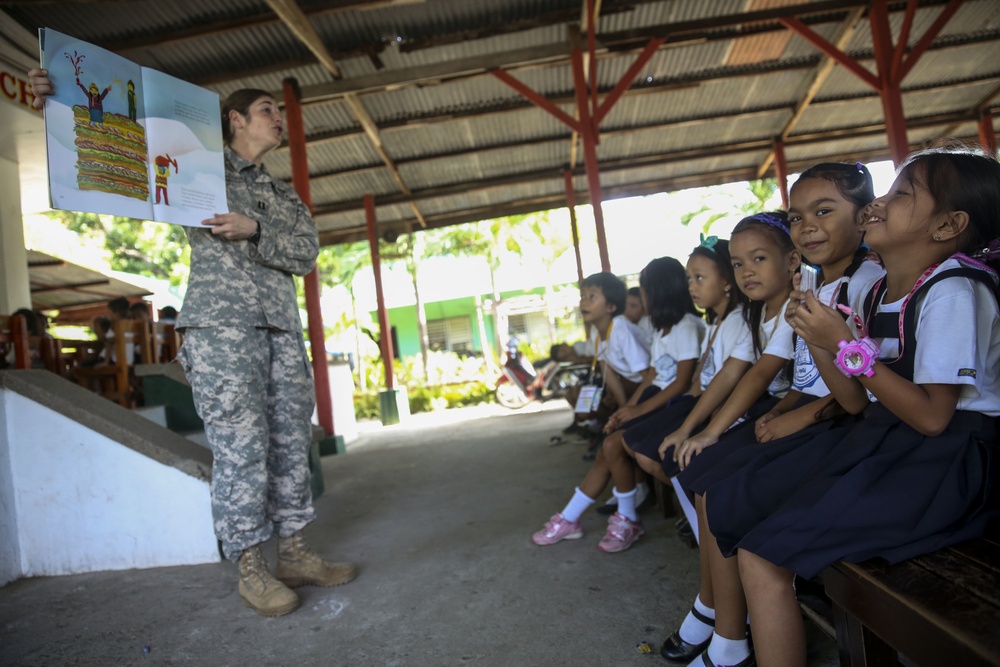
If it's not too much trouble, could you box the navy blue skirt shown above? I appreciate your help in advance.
[674,394,783,489]
[623,395,699,474]
[704,404,1000,579]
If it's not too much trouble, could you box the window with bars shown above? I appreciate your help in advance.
[426,316,473,353]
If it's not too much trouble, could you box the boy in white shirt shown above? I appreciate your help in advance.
[575,273,650,422]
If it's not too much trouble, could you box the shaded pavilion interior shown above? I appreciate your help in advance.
[4,0,999,430]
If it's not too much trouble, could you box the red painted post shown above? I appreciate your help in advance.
[869,0,910,166]
[564,169,585,287]
[595,37,664,124]
[774,139,789,210]
[572,46,611,273]
[979,109,997,157]
[364,194,395,389]
[586,0,599,138]
[282,78,334,436]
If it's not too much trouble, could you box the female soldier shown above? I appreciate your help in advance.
[28,70,356,617]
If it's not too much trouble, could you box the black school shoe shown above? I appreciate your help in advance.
[699,650,756,667]
[660,605,714,662]
[660,631,710,662]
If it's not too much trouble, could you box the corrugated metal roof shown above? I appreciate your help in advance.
[27,250,152,312]
[4,0,999,244]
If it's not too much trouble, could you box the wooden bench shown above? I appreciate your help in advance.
[823,528,1000,667]
[0,313,30,369]
[75,319,154,407]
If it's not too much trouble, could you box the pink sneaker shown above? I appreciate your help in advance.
[531,513,583,546]
[597,513,645,553]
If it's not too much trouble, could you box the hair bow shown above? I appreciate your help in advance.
[699,233,719,252]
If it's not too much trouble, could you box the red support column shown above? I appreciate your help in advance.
[979,109,997,157]
[572,46,611,273]
[365,194,395,389]
[564,169,585,287]
[774,139,789,210]
[869,1,910,166]
[586,0,599,137]
[282,78,334,436]
[492,27,664,274]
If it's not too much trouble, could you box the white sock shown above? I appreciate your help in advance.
[699,633,749,667]
[672,477,700,544]
[678,594,715,645]
[613,486,638,522]
[561,487,595,523]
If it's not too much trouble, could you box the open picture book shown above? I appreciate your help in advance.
[40,27,227,226]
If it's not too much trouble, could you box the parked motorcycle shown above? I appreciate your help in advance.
[495,339,589,409]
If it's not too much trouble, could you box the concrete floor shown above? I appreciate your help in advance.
[0,402,839,666]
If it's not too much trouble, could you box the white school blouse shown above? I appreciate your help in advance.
[649,313,706,389]
[760,298,795,398]
[698,310,754,391]
[591,315,650,383]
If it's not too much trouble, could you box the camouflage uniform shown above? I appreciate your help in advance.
[177,147,320,562]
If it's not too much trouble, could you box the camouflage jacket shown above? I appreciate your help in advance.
[177,147,318,332]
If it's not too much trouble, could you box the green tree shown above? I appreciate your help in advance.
[315,240,373,388]
[47,210,190,286]
[679,178,779,233]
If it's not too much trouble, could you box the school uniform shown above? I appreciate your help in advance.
[625,310,753,466]
[704,257,1000,579]
[680,267,884,495]
[615,313,707,430]
[591,314,650,384]
[635,315,656,351]
[676,298,796,487]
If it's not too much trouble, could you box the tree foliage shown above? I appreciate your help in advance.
[47,210,190,286]
[679,178,779,233]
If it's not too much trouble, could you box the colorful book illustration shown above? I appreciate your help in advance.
[40,28,227,227]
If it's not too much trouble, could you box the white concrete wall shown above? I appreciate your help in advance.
[0,386,20,584]
[0,155,31,314]
[0,388,219,586]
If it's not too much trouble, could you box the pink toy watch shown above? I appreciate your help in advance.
[835,337,879,377]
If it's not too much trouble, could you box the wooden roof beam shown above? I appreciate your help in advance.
[273,60,1000,159]
[304,105,795,183]
[99,0,424,53]
[280,71,999,187]
[310,108,983,219]
[757,6,866,177]
[265,0,427,226]
[318,133,984,246]
[285,2,972,106]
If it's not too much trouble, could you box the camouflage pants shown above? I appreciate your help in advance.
[179,326,316,561]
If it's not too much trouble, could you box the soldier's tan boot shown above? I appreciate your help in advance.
[238,546,300,617]
[276,532,357,588]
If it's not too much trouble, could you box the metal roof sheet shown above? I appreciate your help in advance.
[4,0,998,245]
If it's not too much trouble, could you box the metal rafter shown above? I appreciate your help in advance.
[310,106,989,222]
[757,7,866,178]
[264,0,427,227]
[98,0,425,53]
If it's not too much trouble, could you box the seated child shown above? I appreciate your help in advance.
[564,272,650,430]
[531,254,711,552]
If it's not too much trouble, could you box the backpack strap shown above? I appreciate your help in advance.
[863,267,999,381]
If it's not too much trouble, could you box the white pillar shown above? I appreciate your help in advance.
[0,155,30,314]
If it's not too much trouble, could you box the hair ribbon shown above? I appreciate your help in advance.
[699,233,719,252]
